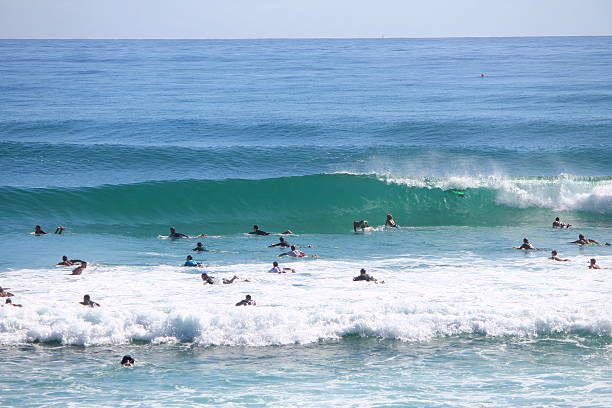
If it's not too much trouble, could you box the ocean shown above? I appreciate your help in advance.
[1,37,611,407]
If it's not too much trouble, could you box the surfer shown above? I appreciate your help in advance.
[552,217,571,228]
[235,295,256,306]
[0,287,14,297]
[79,294,100,307]
[34,225,47,235]
[169,227,189,239]
[4,298,22,307]
[192,242,205,252]
[70,261,87,275]
[120,355,135,367]
[57,256,83,266]
[248,225,270,236]
[514,238,536,250]
[279,245,316,257]
[268,237,291,248]
[278,246,302,257]
[588,258,603,269]
[184,255,205,267]
[201,272,243,284]
[353,268,378,283]
[54,225,65,234]
[549,250,568,262]
[353,220,369,232]
[571,234,610,246]
[268,261,295,273]
[385,214,398,228]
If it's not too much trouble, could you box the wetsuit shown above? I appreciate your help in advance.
[184,259,201,267]
[249,230,270,236]
[269,241,291,248]
[353,274,375,282]
[236,298,256,306]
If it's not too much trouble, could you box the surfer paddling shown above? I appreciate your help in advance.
[353,220,369,232]
[268,261,295,273]
[570,234,610,246]
[588,258,604,269]
[385,214,398,228]
[549,250,568,262]
[514,238,537,250]
[552,217,571,228]
[168,227,206,239]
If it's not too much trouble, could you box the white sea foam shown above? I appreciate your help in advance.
[1,253,610,346]
[379,174,612,214]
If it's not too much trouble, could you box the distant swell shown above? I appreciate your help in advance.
[0,174,611,234]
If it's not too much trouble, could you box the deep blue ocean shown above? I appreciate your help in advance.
[1,37,611,407]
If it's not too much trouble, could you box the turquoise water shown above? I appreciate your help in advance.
[1,37,611,407]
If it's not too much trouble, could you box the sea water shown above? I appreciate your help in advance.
[1,37,611,407]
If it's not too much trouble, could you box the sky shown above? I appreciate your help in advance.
[1,0,611,39]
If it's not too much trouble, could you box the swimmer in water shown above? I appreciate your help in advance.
[79,294,100,307]
[34,225,47,235]
[120,355,135,367]
[4,298,22,307]
[549,250,568,262]
[353,268,378,283]
[588,258,603,269]
[69,261,87,275]
[0,287,14,297]
[552,217,571,228]
[248,225,270,236]
[235,295,256,306]
[184,255,205,267]
[385,214,398,228]
[353,220,369,232]
[268,261,296,274]
[192,242,205,252]
[57,256,84,266]
[514,238,536,250]
[268,237,291,248]
[54,225,65,234]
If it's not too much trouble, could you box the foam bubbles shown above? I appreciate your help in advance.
[1,254,610,346]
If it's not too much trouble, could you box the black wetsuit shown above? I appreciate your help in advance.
[353,274,375,282]
[270,241,291,248]
[249,230,270,236]
[235,298,256,306]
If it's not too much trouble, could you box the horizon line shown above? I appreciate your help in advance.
[1,34,611,40]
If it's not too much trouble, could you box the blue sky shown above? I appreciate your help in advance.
[1,0,611,38]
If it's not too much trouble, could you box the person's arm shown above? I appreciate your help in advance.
[268,243,280,247]
[282,267,295,273]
